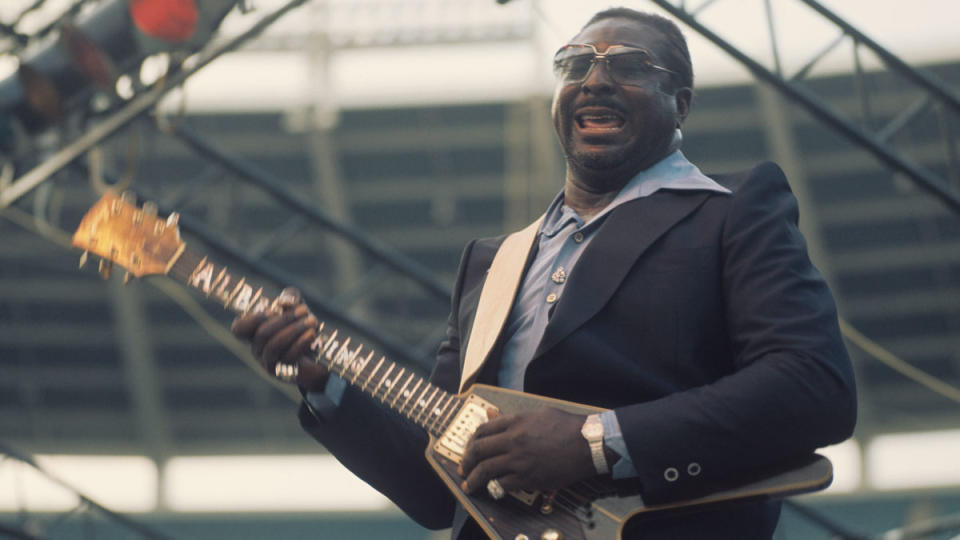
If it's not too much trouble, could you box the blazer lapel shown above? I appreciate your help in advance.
[533,190,712,360]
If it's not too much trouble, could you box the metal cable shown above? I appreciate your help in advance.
[839,317,960,406]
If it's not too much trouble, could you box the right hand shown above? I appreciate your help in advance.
[230,288,329,391]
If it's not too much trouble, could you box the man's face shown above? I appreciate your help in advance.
[552,18,689,181]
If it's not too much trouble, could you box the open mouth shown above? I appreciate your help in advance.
[575,109,625,131]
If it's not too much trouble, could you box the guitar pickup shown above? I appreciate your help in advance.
[434,394,496,463]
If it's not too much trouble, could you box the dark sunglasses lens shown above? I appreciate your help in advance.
[554,53,594,82]
[607,52,655,83]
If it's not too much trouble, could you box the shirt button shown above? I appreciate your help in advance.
[546,293,559,304]
[573,232,585,243]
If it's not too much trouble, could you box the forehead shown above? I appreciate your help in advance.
[571,18,669,56]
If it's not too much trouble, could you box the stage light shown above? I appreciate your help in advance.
[130,0,199,43]
[0,0,239,146]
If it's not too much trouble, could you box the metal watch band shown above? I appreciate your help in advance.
[582,414,610,475]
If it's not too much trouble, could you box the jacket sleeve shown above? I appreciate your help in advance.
[296,240,477,529]
[617,162,857,503]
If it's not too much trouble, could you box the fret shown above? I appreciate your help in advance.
[383,367,405,405]
[362,357,386,392]
[328,340,352,377]
[210,267,228,297]
[435,396,462,434]
[417,386,441,426]
[212,269,232,302]
[428,394,453,433]
[341,344,363,380]
[320,330,340,361]
[374,364,397,401]
[348,350,375,385]
[226,277,246,303]
[401,379,424,416]
[392,372,417,409]
[307,324,328,369]
[248,287,265,313]
[412,383,433,421]
[333,337,352,368]
[188,256,212,293]
[424,393,446,432]
[229,279,253,311]
[332,343,354,378]
[345,345,364,377]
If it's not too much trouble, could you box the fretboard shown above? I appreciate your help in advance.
[167,247,462,438]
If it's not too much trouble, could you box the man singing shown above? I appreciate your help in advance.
[232,7,856,538]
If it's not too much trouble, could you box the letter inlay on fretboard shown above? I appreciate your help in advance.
[166,247,463,439]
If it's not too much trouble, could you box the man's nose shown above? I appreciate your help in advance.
[581,59,616,94]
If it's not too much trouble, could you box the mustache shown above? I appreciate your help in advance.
[574,98,627,116]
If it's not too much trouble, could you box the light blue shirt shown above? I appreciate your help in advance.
[310,150,730,478]
[496,150,730,478]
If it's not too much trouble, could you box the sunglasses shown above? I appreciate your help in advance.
[553,44,677,87]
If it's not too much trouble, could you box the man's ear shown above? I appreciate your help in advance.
[674,87,692,125]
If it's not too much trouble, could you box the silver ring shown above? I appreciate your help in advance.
[486,479,505,500]
[274,362,299,384]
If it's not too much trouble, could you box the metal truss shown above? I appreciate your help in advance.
[651,0,960,214]
[0,0,310,209]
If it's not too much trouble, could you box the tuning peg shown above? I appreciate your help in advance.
[142,201,158,216]
[123,271,133,285]
[120,191,136,205]
[79,250,89,269]
[98,258,113,279]
[167,212,179,226]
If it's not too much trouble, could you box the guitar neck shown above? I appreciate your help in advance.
[167,247,462,438]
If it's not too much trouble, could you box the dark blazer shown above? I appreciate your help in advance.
[300,162,857,539]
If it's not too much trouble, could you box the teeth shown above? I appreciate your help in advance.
[577,113,623,129]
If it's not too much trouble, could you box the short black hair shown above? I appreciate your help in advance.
[581,7,694,93]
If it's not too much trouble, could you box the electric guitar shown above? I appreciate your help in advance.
[72,191,833,540]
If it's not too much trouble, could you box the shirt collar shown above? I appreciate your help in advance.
[541,151,730,235]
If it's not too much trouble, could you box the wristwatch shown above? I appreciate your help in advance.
[580,414,609,475]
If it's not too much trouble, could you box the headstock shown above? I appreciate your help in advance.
[72,190,184,280]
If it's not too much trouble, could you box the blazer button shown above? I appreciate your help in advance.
[546,293,558,304]
[573,232,585,243]
[664,467,679,482]
[687,462,702,476]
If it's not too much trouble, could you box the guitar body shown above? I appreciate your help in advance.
[425,384,833,540]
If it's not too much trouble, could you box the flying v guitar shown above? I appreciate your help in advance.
[72,191,833,540]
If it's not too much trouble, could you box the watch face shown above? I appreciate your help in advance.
[582,421,603,440]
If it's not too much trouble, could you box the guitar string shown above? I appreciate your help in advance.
[555,484,610,525]
[544,497,592,525]
[551,490,592,518]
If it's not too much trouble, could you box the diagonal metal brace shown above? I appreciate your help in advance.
[648,0,960,215]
